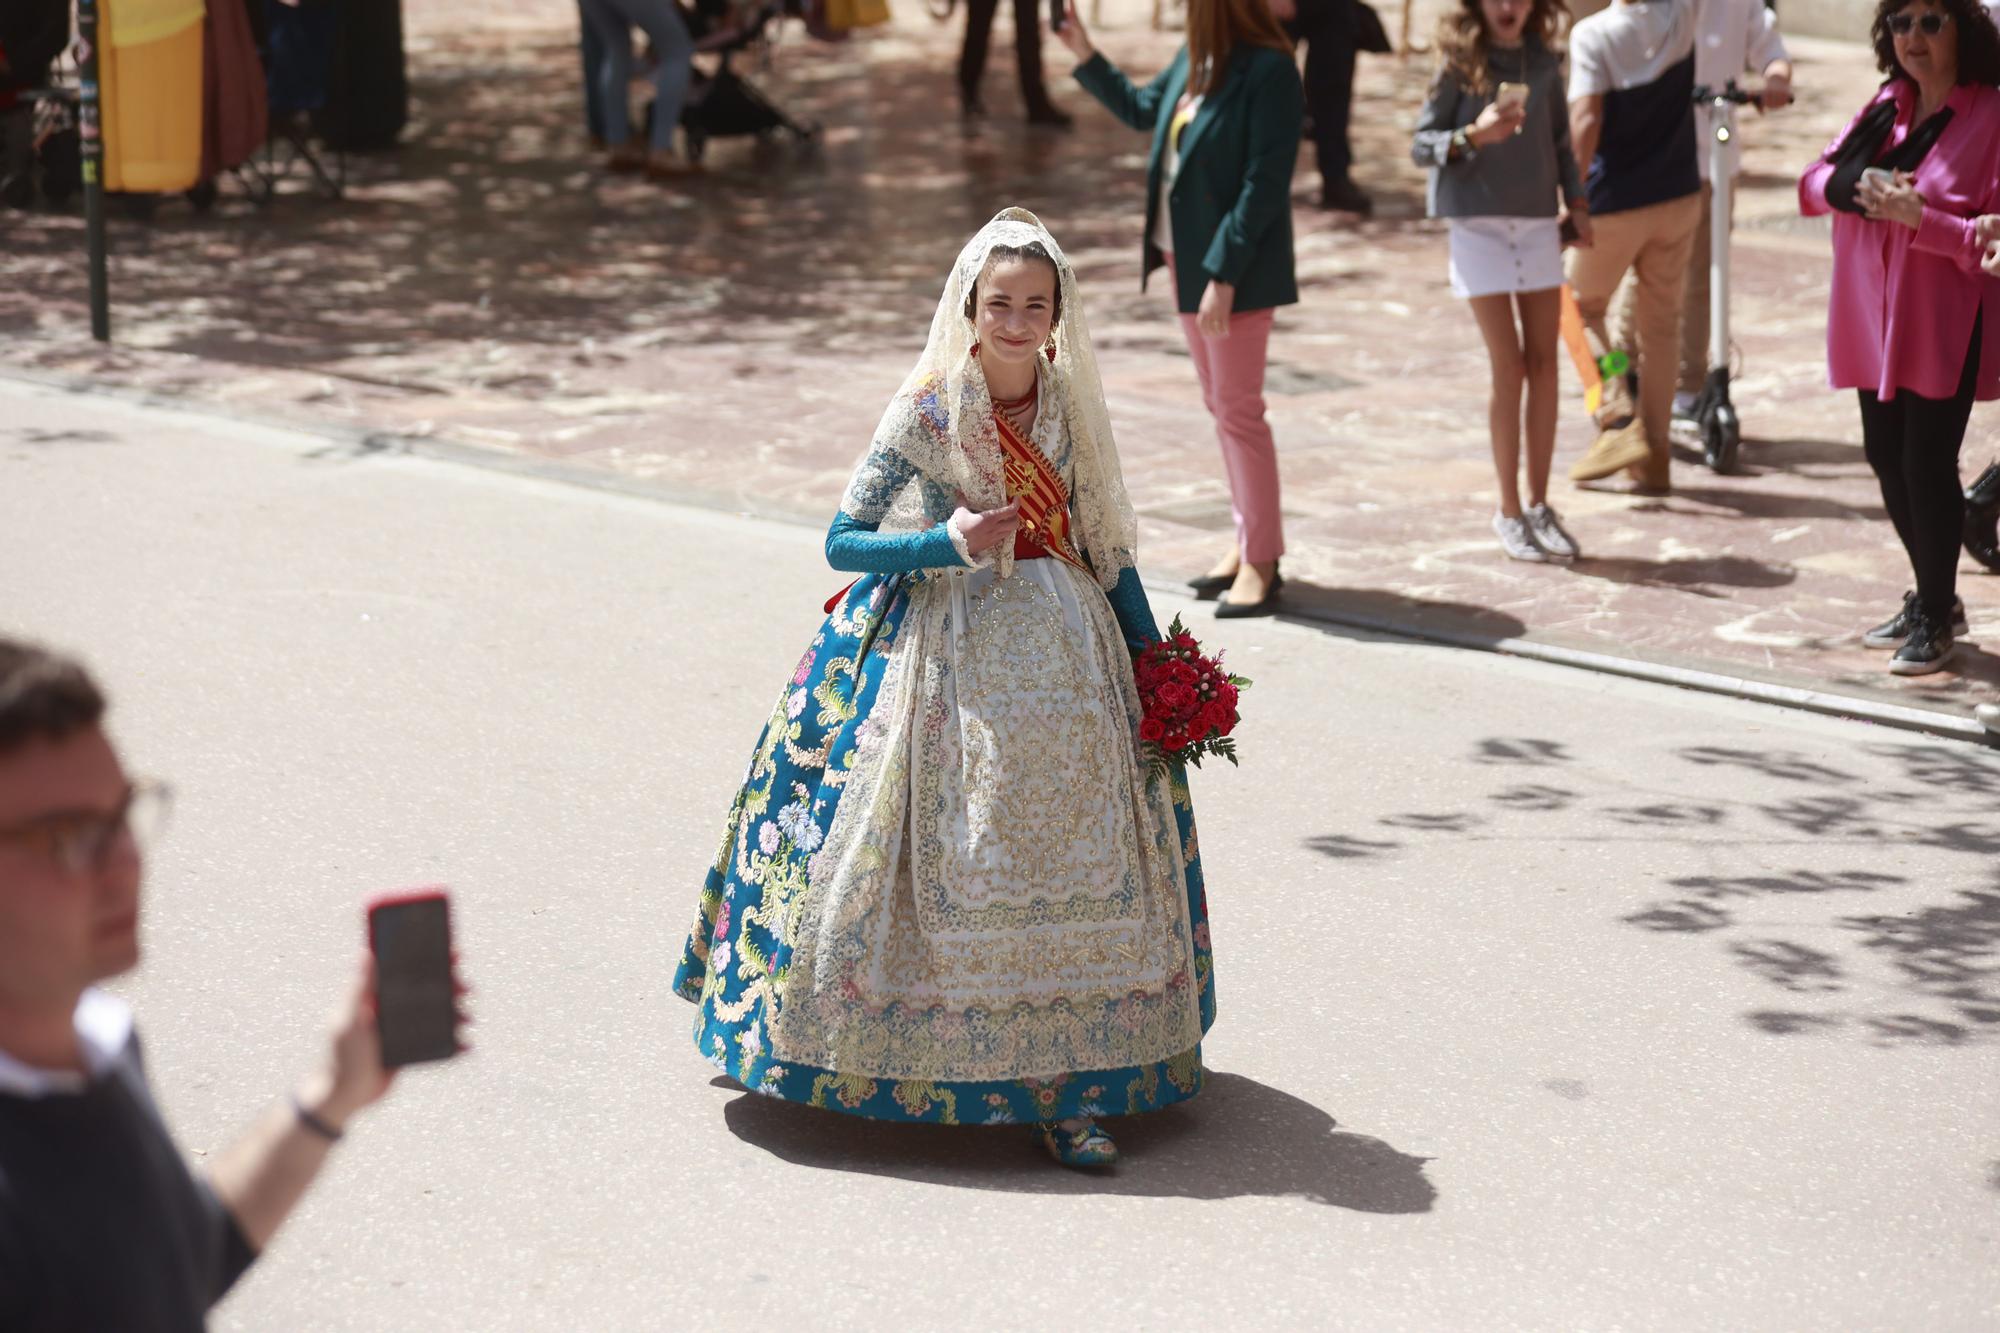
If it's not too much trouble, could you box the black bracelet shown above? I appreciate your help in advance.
[290,1094,344,1143]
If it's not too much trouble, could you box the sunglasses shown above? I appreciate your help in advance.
[1887,11,1951,34]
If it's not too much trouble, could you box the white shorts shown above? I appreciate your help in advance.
[1447,216,1565,300]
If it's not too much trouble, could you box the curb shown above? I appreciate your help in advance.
[7,364,1996,749]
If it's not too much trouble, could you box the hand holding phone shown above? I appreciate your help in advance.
[1494,81,1529,113]
[368,889,464,1068]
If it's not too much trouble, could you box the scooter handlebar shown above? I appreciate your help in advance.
[1692,83,1764,107]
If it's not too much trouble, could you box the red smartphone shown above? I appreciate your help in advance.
[367,889,461,1068]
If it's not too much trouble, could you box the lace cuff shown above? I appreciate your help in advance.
[945,513,989,568]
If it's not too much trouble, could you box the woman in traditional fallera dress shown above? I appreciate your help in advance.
[671,209,1216,1168]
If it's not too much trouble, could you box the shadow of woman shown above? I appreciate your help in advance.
[717,1071,1437,1213]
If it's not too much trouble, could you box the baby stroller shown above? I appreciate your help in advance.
[669,0,822,162]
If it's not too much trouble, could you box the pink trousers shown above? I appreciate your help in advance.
[1170,261,1285,564]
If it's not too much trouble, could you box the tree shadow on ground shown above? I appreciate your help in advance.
[1313,734,2000,1048]
[1636,484,1887,524]
[717,1071,1437,1211]
[1567,554,1797,596]
[1273,583,1530,648]
[1725,436,1866,476]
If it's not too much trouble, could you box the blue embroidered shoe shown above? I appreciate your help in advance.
[1038,1120,1118,1169]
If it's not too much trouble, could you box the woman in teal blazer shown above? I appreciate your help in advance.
[1061,0,1303,615]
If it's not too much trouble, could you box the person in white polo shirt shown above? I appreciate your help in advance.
[1611,0,1793,425]
[1564,0,1703,492]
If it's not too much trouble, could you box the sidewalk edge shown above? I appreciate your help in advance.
[9,363,1993,748]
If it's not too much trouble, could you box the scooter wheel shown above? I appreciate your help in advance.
[1702,401,1741,474]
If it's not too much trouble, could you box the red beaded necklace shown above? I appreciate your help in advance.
[992,379,1037,434]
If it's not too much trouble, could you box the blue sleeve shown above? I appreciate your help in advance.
[1105,565,1161,657]
[825,511,971,575]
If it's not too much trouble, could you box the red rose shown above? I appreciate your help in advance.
[1163,731,1188,751]
[1171,661,1199,685]
[1158,681,1196,710]
[1139,717,1166,742]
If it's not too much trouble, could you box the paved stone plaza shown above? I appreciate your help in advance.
[3,0,1996,725]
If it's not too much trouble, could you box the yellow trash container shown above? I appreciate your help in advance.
[100,0,207,193]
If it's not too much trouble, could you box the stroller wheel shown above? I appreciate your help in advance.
[187,180,220,214]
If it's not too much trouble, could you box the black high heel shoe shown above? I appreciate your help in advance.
[1214,568,1283,619]
[1187,571,1236,599]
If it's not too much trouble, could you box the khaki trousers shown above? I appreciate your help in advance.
[1610,182,1736,397]
[1565,192,1702,481]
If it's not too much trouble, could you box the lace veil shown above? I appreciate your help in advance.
[838,206,1139,589]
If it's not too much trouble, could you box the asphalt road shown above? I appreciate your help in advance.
[3,377,1997,1331]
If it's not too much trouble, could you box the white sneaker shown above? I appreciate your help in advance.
[1493,512,1548,562]
[1524,503,1580,560]
[1975,703,2000,732]
[1672,390,1699,420]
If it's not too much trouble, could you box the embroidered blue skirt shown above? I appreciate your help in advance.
[671,572,1216,1125]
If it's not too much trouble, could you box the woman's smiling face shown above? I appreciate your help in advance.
[973,256,1057,370]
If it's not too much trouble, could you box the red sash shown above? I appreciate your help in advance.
[823,414,1086,613]
[995,411,1090,575]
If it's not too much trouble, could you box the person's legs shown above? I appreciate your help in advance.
[1565,207,1649,430]
[1606,269,1638,386]
[1858,388,1918,563]
[1676,182,1717,395]
[1176,308,1237,580]
[1626,193,1701,486]
[1468,293,1527,517]
[1204,308,1285,569]
[579,5,608,143]
[623,0,693,156]
[959,0,1001,111]
[1009,0,1063,119]
[578,0,634,153]
[1899,320,1982,622]
[1517,286,1563,507]
[1291,0,1361,208]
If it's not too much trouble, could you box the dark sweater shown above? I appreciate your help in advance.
[0,1034,256,1332]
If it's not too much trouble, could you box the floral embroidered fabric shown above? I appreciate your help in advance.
[673,505,1214,1121]
[671,207,1214,1125]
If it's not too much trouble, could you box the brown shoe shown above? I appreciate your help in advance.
[1623,458,1672,494]
[644,149,701,181]
[607,145,646,174]
[1570,420,1652,482]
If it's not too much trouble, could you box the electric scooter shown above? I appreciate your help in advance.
[1688,81,1763,474]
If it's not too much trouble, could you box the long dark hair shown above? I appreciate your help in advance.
[1872,0,2000,86]
[1185,0,1294,96]
[1435,0,1569,97]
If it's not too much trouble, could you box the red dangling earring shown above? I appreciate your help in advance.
[1044,335,1057,363]
[970,341,981,358]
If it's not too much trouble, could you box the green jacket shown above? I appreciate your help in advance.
[1074,44,1302,315]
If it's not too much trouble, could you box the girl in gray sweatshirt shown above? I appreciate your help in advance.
[1412,0,1589,563]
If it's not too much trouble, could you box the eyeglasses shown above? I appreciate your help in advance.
[0,780,173,877]
[1887,11,1951,35]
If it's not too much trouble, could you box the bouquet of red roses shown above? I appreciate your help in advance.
[1133,615,1250,772]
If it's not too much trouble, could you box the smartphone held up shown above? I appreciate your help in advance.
[367,888,465,1068]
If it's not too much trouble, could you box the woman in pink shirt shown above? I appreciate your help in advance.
[1800,0,2000,675]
